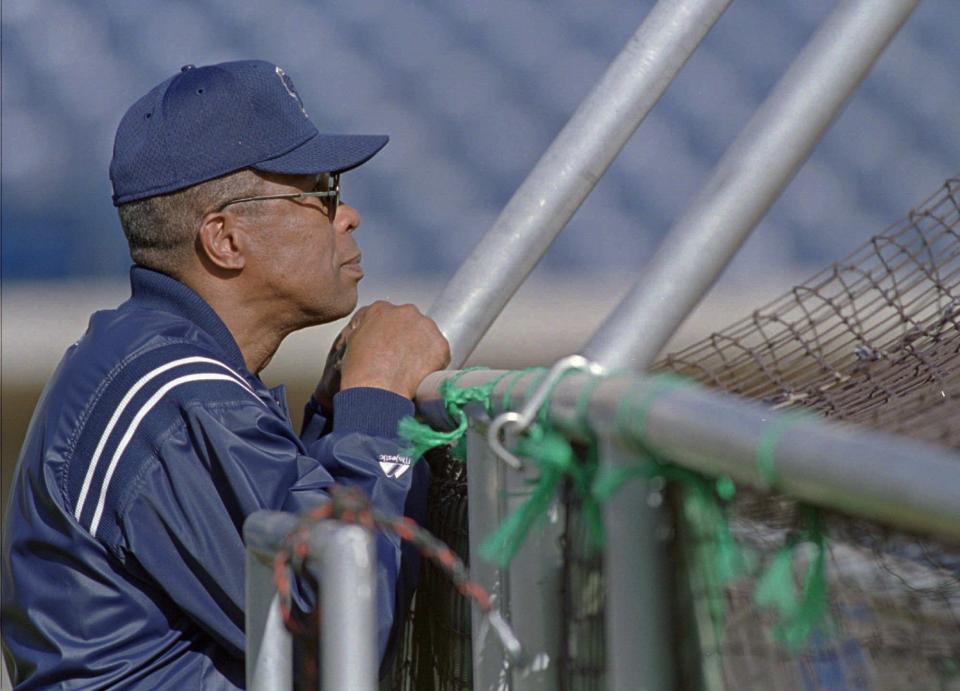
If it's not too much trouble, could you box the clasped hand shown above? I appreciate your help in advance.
[313,301,450,410]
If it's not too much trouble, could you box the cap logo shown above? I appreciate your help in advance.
[275,66,308,118]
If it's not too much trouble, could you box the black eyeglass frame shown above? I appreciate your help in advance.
[214,173,340,216]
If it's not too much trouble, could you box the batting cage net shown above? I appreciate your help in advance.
[386,176,960,690]
[657,177,960,690]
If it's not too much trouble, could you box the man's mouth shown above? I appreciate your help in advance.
[342,255,363,278]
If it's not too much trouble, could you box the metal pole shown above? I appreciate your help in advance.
[467,425,565,690]
[307,523,378,691]
[245,511,297,691]
[503,441,564,691]
[429,0,732,367]
[601,438,672,691]
[466,428,511,690]
[582,0,920,371]
[415,369,960,541]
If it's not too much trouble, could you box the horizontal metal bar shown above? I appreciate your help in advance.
[415,369,960,541]
[429,0,732,367]
[582,0,919,371]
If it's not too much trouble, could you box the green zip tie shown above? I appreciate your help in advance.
[573,370,610,438]
[613,372,694,443]
[501,368,546,411]
[755,410,813,490]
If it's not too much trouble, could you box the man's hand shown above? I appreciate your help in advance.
[314,301,450,406]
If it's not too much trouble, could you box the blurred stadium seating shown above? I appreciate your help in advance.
[2,0,958,283]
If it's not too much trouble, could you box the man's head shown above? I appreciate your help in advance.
[111,60,387,323]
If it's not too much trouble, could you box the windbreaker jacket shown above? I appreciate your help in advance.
[1,267,427,689]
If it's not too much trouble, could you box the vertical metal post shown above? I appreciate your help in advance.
[307,523,378,691]
[600,438,672,690]
[429,0,732,367]
[467,428,510,689]
[583,0,919,370]
[467,426,564,691]
[503,444,564,691]
[245,512,297,691]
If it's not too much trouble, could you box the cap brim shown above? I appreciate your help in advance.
[253,133,389,176]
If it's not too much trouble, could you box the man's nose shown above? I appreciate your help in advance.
[334,203,360,234]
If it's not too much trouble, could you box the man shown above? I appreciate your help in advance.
[1,59,449,688]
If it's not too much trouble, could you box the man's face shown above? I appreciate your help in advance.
[234,172,365,327]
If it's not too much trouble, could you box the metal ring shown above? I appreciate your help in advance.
[487,354,606,471]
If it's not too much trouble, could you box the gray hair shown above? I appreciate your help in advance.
[117,169,264,276]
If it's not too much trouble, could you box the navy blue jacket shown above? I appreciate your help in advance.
[1,267,425,689]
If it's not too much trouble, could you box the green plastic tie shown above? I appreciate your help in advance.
[501,368,547,412]
[398,367,522,460]
[480,365,610,566]
[478,425,576,566]
[755,409,812,490]
[573,371,610,438]
[754,506,831,650]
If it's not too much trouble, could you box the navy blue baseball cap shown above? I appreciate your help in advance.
[110,60,388,206]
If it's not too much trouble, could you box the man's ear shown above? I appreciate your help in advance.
[197,212,246,271]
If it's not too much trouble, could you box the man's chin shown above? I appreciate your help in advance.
[309,293,358,326]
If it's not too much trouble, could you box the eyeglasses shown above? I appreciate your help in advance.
[215,173,341,218]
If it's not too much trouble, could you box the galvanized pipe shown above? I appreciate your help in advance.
[465,429,512,690]
[245,511,297,690]
[306,523,378,691]
[582,0,920,371]
[428,0,732,367]
[244,512,378,690]
[416,369,960,541]
[601,438,672,690]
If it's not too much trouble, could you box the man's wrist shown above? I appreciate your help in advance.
[332,387,415,437]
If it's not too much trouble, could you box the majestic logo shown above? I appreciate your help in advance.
[378,453,413,479]
[275,66,308,118]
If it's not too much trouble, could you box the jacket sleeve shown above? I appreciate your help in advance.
[113,387,420,662]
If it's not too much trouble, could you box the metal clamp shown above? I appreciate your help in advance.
[487,354,606,470]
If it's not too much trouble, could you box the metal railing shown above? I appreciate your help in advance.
[244,512,378,690]
[413,365,960,690]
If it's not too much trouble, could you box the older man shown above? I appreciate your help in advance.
[1,60,449,689]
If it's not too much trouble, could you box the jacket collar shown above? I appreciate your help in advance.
[127,266,248,372]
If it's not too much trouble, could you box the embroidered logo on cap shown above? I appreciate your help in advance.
[378,453,413,479]
[275,66,308,118]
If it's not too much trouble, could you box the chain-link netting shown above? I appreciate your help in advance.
[661,178,960,445]
[656,177,960,690]
[386,448,472,691]
[560,484,606,691]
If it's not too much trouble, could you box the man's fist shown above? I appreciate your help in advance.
[314,301,450,406]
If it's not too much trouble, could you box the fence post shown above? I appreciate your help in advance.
[467,425,564,690]
[429,0,732,366]
[244,511,378,691]
[600,438,672,690]
[583,0,919,371]
[466,428,510,689]
[307,522,378,691]
[245,511,297,690]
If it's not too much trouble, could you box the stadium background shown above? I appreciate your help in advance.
[1,0,958,607]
